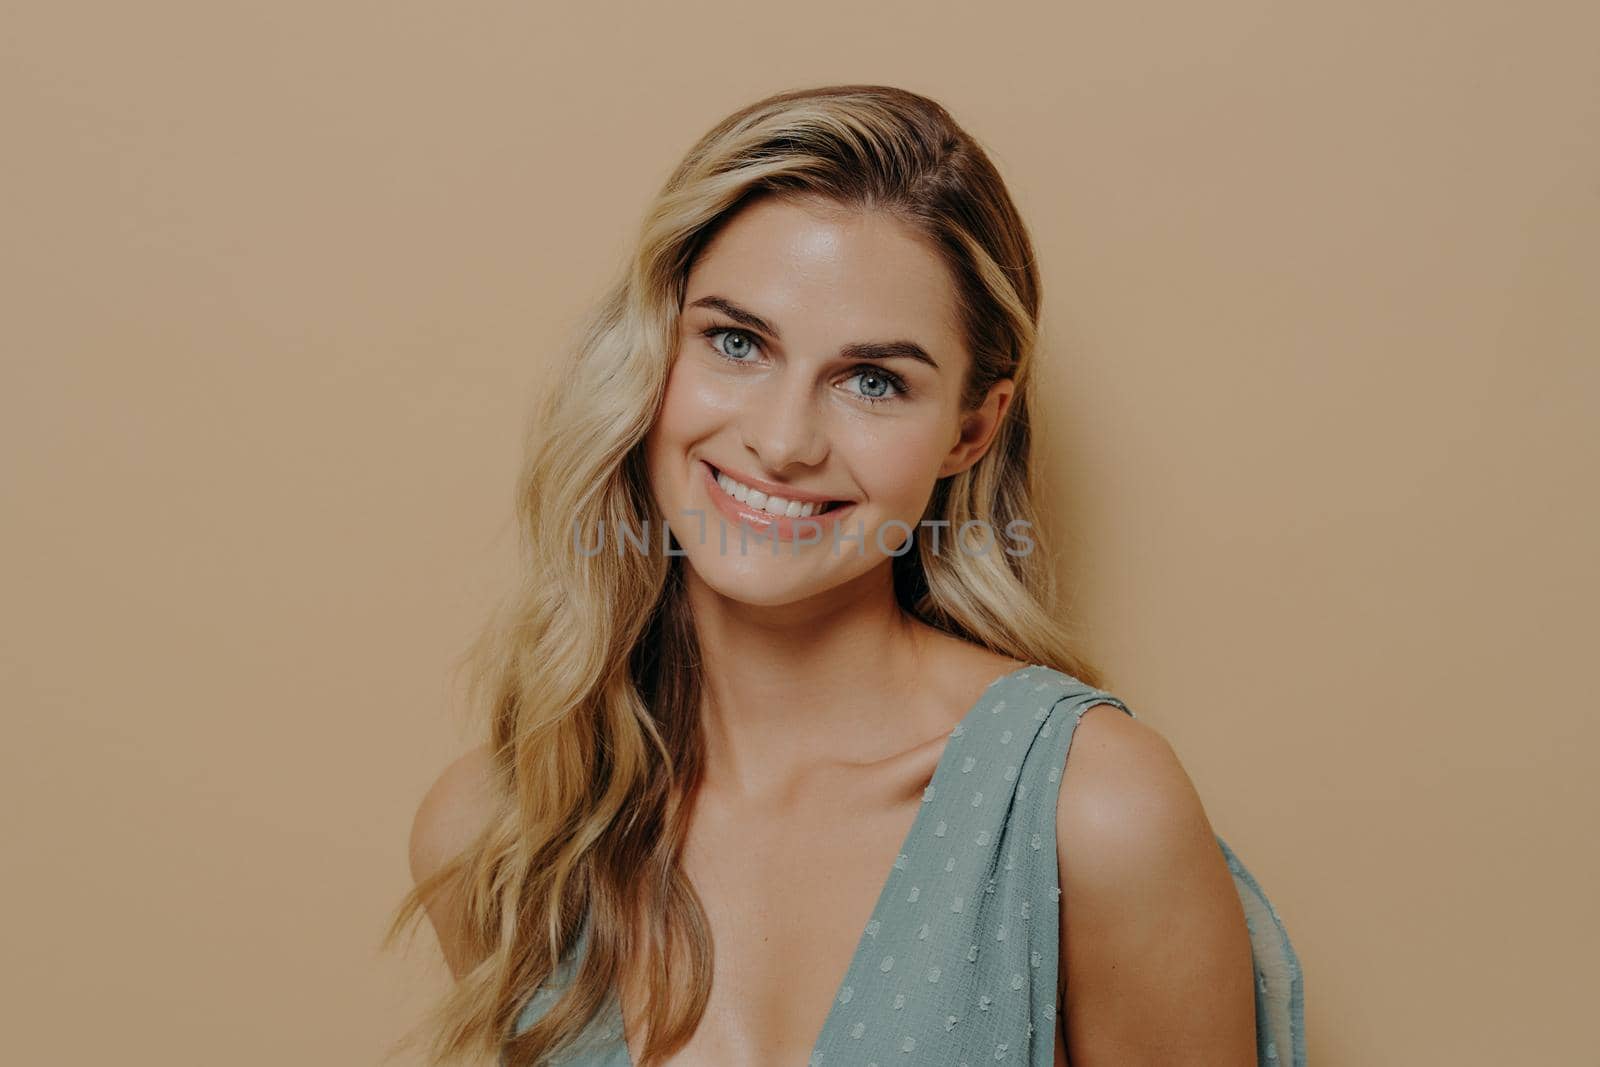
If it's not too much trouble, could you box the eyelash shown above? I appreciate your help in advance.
[697,323,912,406]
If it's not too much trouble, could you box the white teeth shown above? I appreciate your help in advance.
[714,469,833,518]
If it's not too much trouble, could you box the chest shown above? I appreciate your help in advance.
[614,774,936,1065]
[528,668,1091,1067]
[614,729,1072,1063]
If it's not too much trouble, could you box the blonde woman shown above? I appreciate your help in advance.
[389,84,1303,1067]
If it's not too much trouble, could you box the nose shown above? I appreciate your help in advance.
[739,369,828,472]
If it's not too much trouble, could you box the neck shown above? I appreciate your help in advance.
[683,562,941,800]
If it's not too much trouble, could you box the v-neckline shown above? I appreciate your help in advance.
[609,661,1044,1067]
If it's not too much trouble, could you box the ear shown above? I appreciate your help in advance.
[938,378,1016,478]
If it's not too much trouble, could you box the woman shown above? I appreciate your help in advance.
[390,84,1302,1067]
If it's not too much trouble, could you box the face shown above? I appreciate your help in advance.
[643,194,1015,607]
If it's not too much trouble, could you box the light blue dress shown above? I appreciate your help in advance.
[511,665,1305,1066]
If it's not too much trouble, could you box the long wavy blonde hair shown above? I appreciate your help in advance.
[384,83,1109,1067]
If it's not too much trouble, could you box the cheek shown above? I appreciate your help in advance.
[657,357,736,438]
[847,421,954,509]
[645,360,725,491]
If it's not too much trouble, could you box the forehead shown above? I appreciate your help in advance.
[684,196,964,348]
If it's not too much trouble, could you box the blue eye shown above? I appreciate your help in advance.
[842,367,908,405]
[697,321,912,406]
[703,326,759,362]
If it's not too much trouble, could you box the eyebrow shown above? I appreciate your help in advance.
[686,295,942,371]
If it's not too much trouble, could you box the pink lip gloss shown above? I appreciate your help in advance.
[699,460,857,542]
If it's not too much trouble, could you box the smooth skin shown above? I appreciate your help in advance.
[410,195,1255,1065]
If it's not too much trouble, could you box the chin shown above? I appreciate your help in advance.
[678,545,852,608]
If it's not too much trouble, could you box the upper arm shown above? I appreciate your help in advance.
[1055,705,1256,1065]
[409,743,499,979]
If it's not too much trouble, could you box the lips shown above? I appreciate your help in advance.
[706,463,849,511]
[698,460,857,541]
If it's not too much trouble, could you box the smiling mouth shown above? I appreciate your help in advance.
[705,462,850,515]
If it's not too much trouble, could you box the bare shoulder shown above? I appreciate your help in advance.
[409,742,499,884]
[1054,705,1256,1062]
[1055,705,1207,879]
[409,743,500,977]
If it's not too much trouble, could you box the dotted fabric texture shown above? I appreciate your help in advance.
[509,665,1305,1066]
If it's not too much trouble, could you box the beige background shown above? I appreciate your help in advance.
[4,2,1595,1063]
